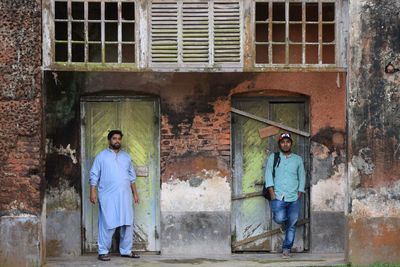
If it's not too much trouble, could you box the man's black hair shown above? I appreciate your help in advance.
[107,130,123,140]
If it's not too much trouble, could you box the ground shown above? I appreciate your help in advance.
[46,253,345,267]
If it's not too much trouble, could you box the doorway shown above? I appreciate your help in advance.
[80,97,160,253]
[231,96,310,252]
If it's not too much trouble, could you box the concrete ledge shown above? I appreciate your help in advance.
[0,215,43,267]
[46,253,346,267]
[161,211,231,255]
[46,210,81,257]
[347,217,400,265]
[311,211,345,253]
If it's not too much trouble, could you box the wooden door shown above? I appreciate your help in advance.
[231,97,310,252]
[81,98,160,253]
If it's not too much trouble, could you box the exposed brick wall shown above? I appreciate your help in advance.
[160,98,231,181]
[0,0,43,215]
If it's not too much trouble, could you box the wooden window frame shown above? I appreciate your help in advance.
[42,0,347,71]
[253,0,343,69]
[43,0,139,71]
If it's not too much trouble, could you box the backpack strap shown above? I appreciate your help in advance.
[262,152,280,199]
[272,152,280,179]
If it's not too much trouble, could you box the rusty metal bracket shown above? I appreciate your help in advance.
[232,218,310,248]
[231,107,310,137]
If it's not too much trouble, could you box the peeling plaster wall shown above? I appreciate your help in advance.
[0,1,44,266]
[161,172,231,213]
[310,128,346,252]
[348,0,400,264]
[160,161,231,255]
[44,72,82,257]
[0,216,43,267]
[44,70,346,255]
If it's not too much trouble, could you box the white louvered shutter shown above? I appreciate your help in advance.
[213,1,241,63]
[150,0,242,67]
[151,2,179,63]
[182,2,209,63]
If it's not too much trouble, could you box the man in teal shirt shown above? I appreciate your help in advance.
[265,132,305,258]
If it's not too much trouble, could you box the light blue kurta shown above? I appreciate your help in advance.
[265,152,305,202]
[90,148,136,230]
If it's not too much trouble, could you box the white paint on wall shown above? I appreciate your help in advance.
[352,147,375,175]
[161,170,231,212]
[312,163,346,212]
[46,139,78,164]
[351,181,400,219]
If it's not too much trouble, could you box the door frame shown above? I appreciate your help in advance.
[230,95,311,252]
[80,95,161,253]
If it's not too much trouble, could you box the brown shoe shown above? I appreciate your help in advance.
[98,254,111,261]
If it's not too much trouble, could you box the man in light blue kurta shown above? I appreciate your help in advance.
[89,130,140,261]
[265,132,305,259]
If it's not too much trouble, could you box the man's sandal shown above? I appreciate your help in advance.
[121,251,140,258]
[98,254,111,261]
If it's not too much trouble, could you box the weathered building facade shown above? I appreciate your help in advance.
[0,0,399,266]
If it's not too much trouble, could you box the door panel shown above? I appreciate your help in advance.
[82,102,118,253]
[232,97,309,252]
[120,100,159,251]
[81,99,160,253]
[232,99,271,251]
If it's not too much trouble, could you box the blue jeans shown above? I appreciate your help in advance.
[270,198,300,250]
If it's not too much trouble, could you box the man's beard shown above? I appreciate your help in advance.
[110,143,121,149]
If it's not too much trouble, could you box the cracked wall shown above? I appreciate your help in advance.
[5,0,400,263]
[348,0,400,265]
[44,70,346,255]
[309,128,347,252]
[44,72,82,257]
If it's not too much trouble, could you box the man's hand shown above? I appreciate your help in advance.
[298,192,302,198]
[90,186,97,205]
[268,187,276,200]
[133,193,139,204]
[131,183,139,204]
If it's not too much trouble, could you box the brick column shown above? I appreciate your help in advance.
[0,1,44,266]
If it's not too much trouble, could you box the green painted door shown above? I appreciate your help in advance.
[81,98,160,253]
[231,97,310,252]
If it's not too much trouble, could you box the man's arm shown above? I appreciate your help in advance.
[128,159,139,203]
[89,156,101,204]
[131,182,139,204]
[298,157,306,197]
[265,154,276,200]
[90,186,97,204]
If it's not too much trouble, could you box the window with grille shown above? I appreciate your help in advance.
[54,0,136,64]
[255,0,336,67]
[150,1,242,67]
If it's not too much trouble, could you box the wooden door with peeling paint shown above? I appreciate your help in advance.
[81,97,160,253]
[231,97,310,252]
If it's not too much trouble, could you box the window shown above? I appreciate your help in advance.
[150,1,242,67]
[43,0,344,71]
[255,0,336,67]
[54,0,136,64]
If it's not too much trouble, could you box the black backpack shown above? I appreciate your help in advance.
[262,152,281,200]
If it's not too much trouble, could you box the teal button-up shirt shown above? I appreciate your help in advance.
[265,152,305,202]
